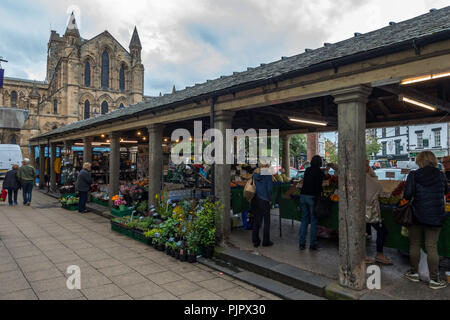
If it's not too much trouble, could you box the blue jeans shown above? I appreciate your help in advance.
[7,188,18,204]
[299,195,318,247]
[22,182,33,204]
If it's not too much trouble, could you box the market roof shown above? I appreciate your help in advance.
[32,6,450,141]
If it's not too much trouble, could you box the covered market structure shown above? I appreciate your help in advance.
[30,7,450,290]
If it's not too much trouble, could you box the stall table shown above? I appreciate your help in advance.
[279,198,450,258]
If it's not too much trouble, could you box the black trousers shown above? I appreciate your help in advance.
[7,188,18,204]
[78,191,88,212]
[370,222,388,253]
[251,197,271,245]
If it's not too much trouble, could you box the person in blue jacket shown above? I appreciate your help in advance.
[251,162,274,248]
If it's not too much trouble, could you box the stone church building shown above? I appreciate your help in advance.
[0,13,144,157]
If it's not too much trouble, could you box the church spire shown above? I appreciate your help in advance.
[129,26,142,50]
[65,11,80,37]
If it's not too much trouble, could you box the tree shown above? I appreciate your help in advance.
[325,139,338,164]
[366,134,381,160]
[289,135,307,157]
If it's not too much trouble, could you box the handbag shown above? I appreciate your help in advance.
[394,171,415,226]
[314,195,332,220]
[365,197,381,224]
[243,178,256,202]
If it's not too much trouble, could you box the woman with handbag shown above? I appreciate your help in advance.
[299,155,324,251]
[365,160,392,265]
[403,151,448,290]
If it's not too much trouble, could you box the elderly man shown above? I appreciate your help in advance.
[17,158,37,206]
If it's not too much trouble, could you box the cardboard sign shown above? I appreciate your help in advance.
[385,171,395,179]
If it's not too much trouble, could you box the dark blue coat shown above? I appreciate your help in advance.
[404,167,449,227]
[2,169,21,189]
[253,173,273,202]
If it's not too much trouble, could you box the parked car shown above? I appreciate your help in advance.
[0,144,23,178]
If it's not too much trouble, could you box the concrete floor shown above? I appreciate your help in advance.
[229,209,450,300]
[0,192,280,300]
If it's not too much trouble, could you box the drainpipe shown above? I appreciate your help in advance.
[210,96,216,198]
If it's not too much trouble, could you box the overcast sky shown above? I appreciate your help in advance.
[0,0,449,97]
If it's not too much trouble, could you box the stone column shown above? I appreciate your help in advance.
[147,124,164,206]
[333,85,372,291]
[214,111,234,244]
[30,146,36,168]
[39,144,45,189]
[50,142,57,193]
[281,135,291,175]
[108,132,120,207]
[83,137,93,164]
[307,133,318,161]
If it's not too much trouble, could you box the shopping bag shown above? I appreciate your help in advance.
[418,249,430,282]
[243,178,256,202]
[0,189,7,202]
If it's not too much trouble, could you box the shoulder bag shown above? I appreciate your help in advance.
[394,171,415,226]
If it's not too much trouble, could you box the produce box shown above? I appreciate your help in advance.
[111,207,133,217]
[92,197,109,207]
[62,204,78,211]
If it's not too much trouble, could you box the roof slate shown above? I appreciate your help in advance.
[33,6,450,140]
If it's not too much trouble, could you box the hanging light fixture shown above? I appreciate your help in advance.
[137,131,142,136]
[289,118,328,126]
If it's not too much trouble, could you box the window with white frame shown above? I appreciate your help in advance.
[434,129,441,147]
[417,132,423,149]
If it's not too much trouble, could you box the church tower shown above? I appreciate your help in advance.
[129,27,144,105]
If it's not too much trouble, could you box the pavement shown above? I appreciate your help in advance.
[0,191,286,300]
[227,209,450,300]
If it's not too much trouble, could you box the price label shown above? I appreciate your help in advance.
[385,172,395,178]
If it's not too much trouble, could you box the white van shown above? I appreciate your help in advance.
[0,144,23,178]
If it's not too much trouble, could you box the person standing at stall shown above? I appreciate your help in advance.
[403,151,448,290]
[2,164,21,206]
[251,162,274,248]
[17,158,36,206]
[76,162,92,213]
[299,155,324,251]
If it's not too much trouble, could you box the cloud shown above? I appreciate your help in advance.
[1,0,449,96]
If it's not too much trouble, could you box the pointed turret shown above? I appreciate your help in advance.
[172,85,176,94]
[129,26,142,50]
[64,12,80,38]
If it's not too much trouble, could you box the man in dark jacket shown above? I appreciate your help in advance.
[2,164,21,206]
[299,155,324,251]
[75,162,92,213]
[403,151,448,290]
[251,163,274,248]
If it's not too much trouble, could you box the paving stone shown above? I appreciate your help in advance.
[110,272,148,287]
[16,255,51,266]
[121,281,165,299]
[0,277,31,294]
[179,288,223,300]
[82,284,125,300]
[138,291,179,300]
[146,271,184,285]
[48,253,81,264]
[20,261,56,273]
[10,247,44,259]
[99,264,134,277]
[123,256,154,267]
[89,258,123,269]
[30,277,68,292]
[37,288,84,300]
[81,252,112,263]
[24,267,64,282]
[0,262,19,273]
[217,286,261,300]
[80,272,112,289]
[162,279,202,296]
[132,263,167,275]
[0,270,26,282]
[0,289,38,300]
[197,277,237,292]
[182,270,217,282]
[106,294,133,300]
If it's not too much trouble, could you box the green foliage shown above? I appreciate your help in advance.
[289,135,307,157]
[325,139,338,164]
[366,134,381,159]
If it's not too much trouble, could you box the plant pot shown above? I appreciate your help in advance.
[157,243,165,251]
[175,250,180,260]
[179,250,187,262]
[187,254,197,263]
[170,249,176,257]
[203,246,214,259]
[165,248,171,255]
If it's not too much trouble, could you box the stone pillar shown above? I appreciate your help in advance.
[109,132,120,207]
[50,143,57,193]
[30,146,36,168]
[214,111,234,244]
[281,135,291,175]
[147,124,164,206]
[307,133,318,161]
[333,85,372,291]
[83,137,93,164]
[39,144,45,189]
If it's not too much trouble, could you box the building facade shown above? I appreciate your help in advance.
[0,13,144,157]
[376,126,409,161]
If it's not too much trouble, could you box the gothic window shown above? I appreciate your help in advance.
[119,64,125,92]
[53,99,58,114]
[101,101,108,115]
[84,61,91,87]
[84,100,90,119]
[11,91,17,108]
[119,103,124,109]
[101,50,109,89]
